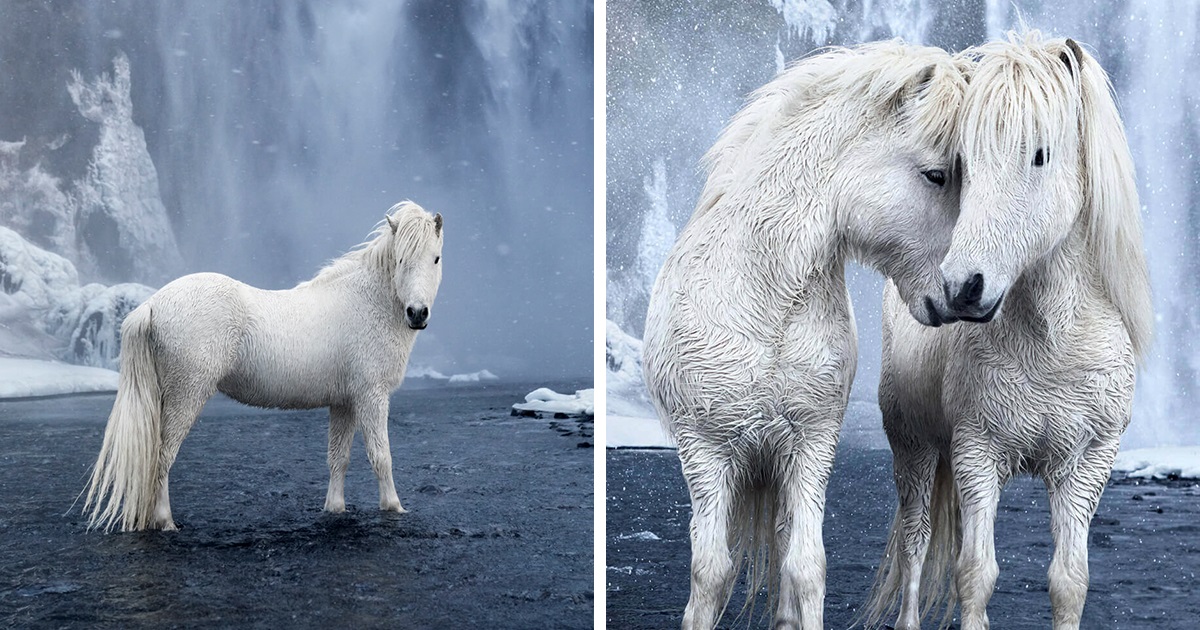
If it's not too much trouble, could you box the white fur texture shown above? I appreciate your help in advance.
[83,201,444,532]
[642,41,968,629]
[866,32,1151,630]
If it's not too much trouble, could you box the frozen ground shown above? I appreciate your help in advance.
[0,380,592,628]
[607,402,1200,629]
[0,358,118,399]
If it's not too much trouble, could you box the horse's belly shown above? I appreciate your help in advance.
[218,358,342,410]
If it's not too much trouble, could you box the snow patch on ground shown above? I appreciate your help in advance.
[0,357,117,399]
[1114,447,1200,480]
[513,387,594,417]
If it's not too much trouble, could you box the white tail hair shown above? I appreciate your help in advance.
[860,457,960,629]
[83,305,163,532]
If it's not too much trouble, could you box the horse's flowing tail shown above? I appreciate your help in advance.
[82,305,163,532]
[727,484,780,625]
[860,456,961,629]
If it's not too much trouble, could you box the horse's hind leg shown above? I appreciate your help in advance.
[152,389,212,530]
[775,424,839,630]
[324,405,354,513]
[679,446,736,630]
[357,395,404,512]
[890,442,940,629]
[1045,439,1119,630]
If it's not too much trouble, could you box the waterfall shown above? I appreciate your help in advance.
[608,0,1195,446]
[0,1,593,378]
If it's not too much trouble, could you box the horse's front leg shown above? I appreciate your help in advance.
[952,435,1002,630]
[357,395,404,512]
[1045,437,1119,630]
[775,416,840,630]
[324,404,354,513]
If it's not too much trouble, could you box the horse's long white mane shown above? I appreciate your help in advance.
[694,40,967,222]
[958,31,1153,360]
[301,201,437,287]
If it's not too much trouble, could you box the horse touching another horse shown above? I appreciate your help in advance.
[83,201,444,532]
[642,41,969,629]
[865,32,1152,630]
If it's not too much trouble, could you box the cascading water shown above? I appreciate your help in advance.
[607,0,1195,447]
[0,1,593,378]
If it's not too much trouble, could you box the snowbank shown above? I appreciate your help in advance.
[1113,447,1200,480]
[0,357,118,399]
[605,319,673,447]
[513,387,594,417]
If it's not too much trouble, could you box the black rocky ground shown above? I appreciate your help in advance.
[0,380,593,629]
[608,446,1200,629]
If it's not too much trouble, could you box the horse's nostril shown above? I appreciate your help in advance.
[963,273,984,303]
[406,306,416,318]
[419,307,429,320]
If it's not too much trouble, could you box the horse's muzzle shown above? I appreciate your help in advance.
[406,305,430,330]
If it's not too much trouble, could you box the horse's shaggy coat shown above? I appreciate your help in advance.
[642,41,969,629]
[864,32,1151,630]
[83,201,444,532]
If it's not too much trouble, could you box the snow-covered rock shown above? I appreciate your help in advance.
[513,387,594,417]
[1113,447,1200,480]
[68,53,182,283]
[447,369,499,383]
[0,227,152,367]
[0,357,118,399]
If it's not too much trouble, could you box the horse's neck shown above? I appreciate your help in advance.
[301,264,404,327]
[1001,218,1107,340]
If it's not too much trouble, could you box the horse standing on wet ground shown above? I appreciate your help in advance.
[83,201,444,532]
[642,41,970,629]
[864,32,1152,630]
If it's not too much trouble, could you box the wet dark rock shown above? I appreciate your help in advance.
[0,381,592,628]
[608,447,1200,629]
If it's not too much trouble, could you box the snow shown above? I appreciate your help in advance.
[0,227,153,367]
[605,319,674,448]
[513,387,594,417]
[407,365,500,384]
[1113,447,1200,480]
[0,357,117,399]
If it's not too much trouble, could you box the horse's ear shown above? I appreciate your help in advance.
[434,213,443,236]
[387,213,399,234]
[1060,39,1084,78]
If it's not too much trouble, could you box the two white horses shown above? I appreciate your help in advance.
[866,33,1150,630]
[645,33,1149,630]
[84,201,444,532]
[642,41,968,628]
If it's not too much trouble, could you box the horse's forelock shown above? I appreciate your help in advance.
[958,33,1078,169]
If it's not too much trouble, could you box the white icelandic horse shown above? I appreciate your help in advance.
[83,201,444,532]
[864,32,1152,630]
[642,41,969,629]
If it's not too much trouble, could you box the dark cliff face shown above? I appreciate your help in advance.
[0,1,595,378]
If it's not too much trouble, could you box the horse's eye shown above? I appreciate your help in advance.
[434,256,440,264]
[922,169,947,187]
[1033,147,1048,167]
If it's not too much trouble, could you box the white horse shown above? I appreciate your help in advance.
[83,201,444,532]
[864,32,1152,630]
[642,41,969,629]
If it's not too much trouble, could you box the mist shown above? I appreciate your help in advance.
[606,0,1199,447]
[0,0,593,380]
